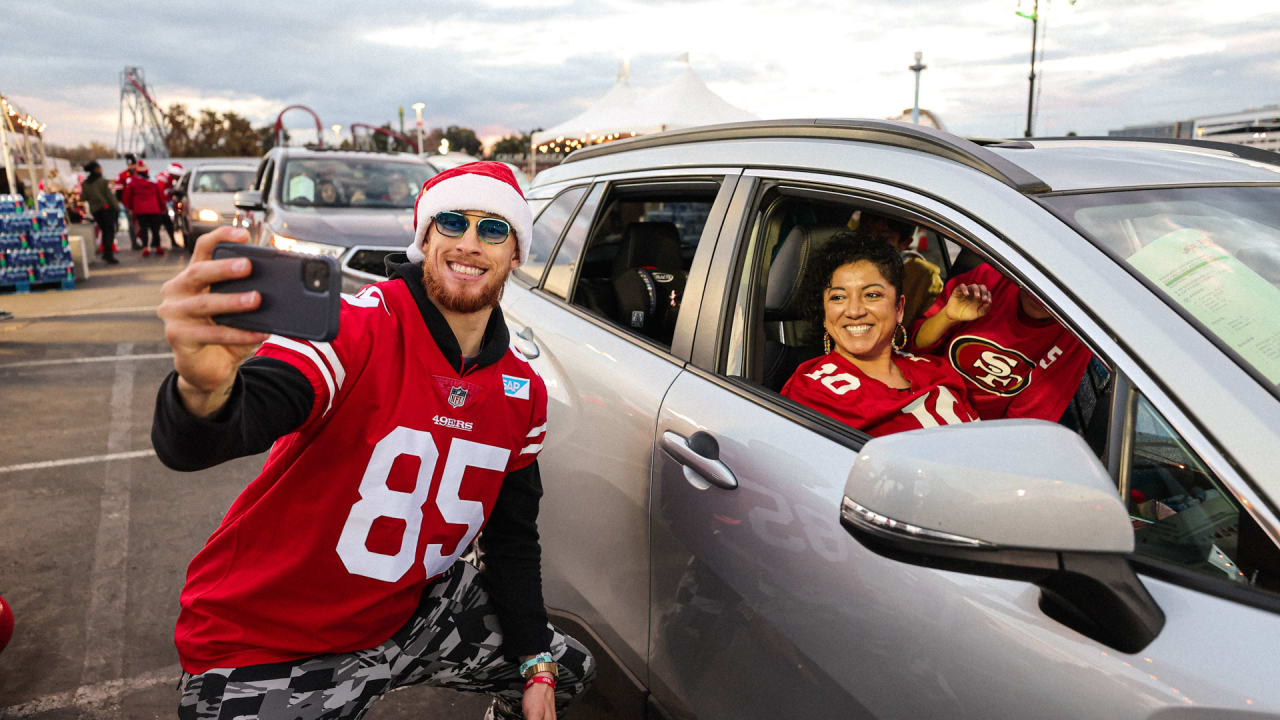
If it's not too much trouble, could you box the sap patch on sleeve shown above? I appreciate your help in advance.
[502,374,531,400]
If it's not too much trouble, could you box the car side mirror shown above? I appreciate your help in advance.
[841,419,1165,652]
[233,190,265,212]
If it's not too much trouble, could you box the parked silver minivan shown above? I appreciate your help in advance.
[501,120,1280,719]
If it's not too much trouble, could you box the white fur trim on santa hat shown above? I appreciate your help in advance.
[406,172,532,264]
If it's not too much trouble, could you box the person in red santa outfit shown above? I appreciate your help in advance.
[123,167,168,256]
[113,154,144,250]
[153,162,594,720]
[155,162,183,250]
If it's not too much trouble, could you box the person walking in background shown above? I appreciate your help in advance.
[81,161,122,265]
[124,167,167,257]
[156,162,183,249]
[113,154,144,249]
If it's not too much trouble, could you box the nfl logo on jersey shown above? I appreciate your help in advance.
[448,385,468,408]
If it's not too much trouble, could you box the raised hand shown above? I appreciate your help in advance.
[943,283,992,323]
[157,227,268,416]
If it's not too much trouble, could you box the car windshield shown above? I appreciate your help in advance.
[194,170,254,193]
[1042,186,1280,388]
[281,158,436,209]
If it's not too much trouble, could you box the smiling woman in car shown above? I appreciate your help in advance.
[781,231,979,436]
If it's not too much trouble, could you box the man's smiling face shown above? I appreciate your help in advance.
[421,209,521,315]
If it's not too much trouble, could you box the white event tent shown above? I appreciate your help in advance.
[530,58,756,173]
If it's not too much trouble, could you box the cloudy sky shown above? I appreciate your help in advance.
[5,0,1278,151]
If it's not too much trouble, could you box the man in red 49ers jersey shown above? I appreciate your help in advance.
[909,263,1092,422]
[154,162,592,720]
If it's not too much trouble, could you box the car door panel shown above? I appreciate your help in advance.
[501,287,684,682]
[652,371,1280,718]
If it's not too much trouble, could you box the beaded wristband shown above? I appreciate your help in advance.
[519,652,553,677]
[525,675,556,691]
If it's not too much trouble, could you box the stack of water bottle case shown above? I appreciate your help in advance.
[0,193,75,291]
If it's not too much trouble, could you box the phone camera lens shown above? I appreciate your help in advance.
[303,260,330,291]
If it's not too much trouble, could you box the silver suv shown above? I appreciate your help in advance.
[500,120,1280,719]
[234,147,437,293]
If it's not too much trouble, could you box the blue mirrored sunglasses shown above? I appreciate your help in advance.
[432,211,511,244]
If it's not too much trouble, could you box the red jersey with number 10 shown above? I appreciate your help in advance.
[174,279,547,674]
[782,351,978,437]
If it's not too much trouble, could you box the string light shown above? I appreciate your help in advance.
[0,94,45,135]
[534,129,639,155]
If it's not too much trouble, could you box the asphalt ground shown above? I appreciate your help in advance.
[0,225,613,719]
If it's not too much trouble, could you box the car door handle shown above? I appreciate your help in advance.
[513,326,540,359]
[661,431,737,490]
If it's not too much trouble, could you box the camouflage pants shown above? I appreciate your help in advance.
[177,561,595,719]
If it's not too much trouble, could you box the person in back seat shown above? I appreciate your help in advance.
[908,263,1091,422]
[849,212,942,326]
[781,230,978,436]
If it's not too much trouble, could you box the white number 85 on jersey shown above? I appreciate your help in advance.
[336,426,509,582]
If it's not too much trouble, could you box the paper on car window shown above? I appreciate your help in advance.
[1127,228,1280,384]
[288,174,315,202]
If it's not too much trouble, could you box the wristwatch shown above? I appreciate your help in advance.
[522,661,559,680]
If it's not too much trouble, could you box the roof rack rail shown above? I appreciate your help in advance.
[560,118,1052,194]
[1009,136,1280,169]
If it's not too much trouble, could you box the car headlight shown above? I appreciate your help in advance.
[196,208,220,223]
[270,233,345,258]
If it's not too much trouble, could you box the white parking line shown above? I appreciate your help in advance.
[0,352,172,370]
[0,449,156,474]
[8,305,157,320]
[78,344,137,711]
[0,663,181,717]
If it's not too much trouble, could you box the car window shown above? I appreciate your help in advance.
[280,158,434,208]
[1126,393,1280,593]
[730,187,948,391]
[253,158,269,190]
[561,181,719,348]
[1041,187,1280,392]
[194,170,254,193]
[544,184,603,299]
[515,186,586,286]
[260,159,275,201]
[723,183,1117,441]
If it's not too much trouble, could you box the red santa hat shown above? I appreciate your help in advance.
[407,161,531,264]
[166,163,184,175]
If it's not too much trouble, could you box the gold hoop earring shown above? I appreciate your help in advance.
[893,323,908,351]
[823,332,832,354]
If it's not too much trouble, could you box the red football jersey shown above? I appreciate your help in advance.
[174,279,547,673]
[782,351,978,437]
[911,265,1092,422]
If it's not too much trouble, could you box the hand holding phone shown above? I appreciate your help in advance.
[209,243,341,342]
[157,228,272,417]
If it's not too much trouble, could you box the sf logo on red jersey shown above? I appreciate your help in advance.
[949,336,1034,396]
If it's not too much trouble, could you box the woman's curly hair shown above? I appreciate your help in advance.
[802,229,904,326]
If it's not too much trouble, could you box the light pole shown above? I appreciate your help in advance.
[1017,0,1039,137]
[331,124,342,147]
[909,51,927,125]
[412,102,426,155]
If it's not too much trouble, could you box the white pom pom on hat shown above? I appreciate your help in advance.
[407,161,532,264]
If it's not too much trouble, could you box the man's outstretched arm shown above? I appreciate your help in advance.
[151,227,312,470]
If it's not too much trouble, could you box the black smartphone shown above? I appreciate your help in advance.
[210,243,341,342]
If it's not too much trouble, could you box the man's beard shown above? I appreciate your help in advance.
[422,259,508,314]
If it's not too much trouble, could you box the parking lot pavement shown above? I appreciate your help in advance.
[0,246,601,718]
